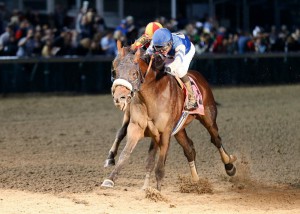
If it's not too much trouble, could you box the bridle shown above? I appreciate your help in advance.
[111,50,160,98]
[111,53,144,95]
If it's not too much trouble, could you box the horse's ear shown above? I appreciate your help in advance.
[134,48,141,63]
[117,40,122,52]
[116,40,126,57]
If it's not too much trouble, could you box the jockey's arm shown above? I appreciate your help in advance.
[166,44,186,73]
[131,34,151,51]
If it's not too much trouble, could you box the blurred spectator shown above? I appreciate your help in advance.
[125,15,138,45]
[17,28,37,57]
[114,19,128,44]
[211,26,227,53]
[254,37,268,53]
[0,24,14,51]
[182,23,199,45]
[279,25,289,39]
[252,26,268,53]
[294,28,300,43]
[195,32,213,54]
[41,38,54,57]
[15,20,31,41]
[237,30,252,54]
[9,9,20,26]
[211,34,225,53]
[286,33,300,52]
[87,31,103,55]
[268,25,278,51]
[75,6,86,36]
[77,37,92,56]
[252,26,262,38]
[0,6,299,58]
[100,30,117,56]
[1,34,18,56]
[94,13,106,33]
[225,33,238,54]
[53,28,76,56]
[32,28,43,55]
[203,17,215,34]
[79,13,93,39]
[41,27,55,44]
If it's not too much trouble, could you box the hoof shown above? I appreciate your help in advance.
[142,181,149,190]
[225,163,236,176]
[101,179,114,188]
[142,184,148,190]
[104,158,115,168]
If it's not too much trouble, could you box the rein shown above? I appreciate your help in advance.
[143,55,154,80]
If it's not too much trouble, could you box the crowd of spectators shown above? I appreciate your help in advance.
[0,4,299,58]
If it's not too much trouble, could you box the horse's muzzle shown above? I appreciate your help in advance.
[113,94,132,111]
[112,85,133,111]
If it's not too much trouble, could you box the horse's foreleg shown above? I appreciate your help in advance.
[142,120,160,189]
[142,140,158,190]
[104,124,128,167]
[101,123,144,188]
[155,133,171,191]
[104,108,130,167]
[175,130,199,182]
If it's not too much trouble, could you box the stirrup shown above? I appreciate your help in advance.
[184,101,198,111]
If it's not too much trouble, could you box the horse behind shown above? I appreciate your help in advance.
[101,45,236,190]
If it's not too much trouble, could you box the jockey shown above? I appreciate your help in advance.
[130,22,163,51]
[146,28,198,111]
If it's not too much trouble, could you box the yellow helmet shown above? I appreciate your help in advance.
[145,22,163,39]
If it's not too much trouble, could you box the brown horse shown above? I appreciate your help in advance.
[101,44,237,190]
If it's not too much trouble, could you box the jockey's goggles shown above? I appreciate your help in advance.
[154,42,172,53]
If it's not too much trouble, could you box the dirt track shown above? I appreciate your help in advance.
[0,85,299,214]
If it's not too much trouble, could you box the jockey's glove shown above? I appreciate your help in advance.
[164,67,171,73]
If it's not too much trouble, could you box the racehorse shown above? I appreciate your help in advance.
[101,42,237,190]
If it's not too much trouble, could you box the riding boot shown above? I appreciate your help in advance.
[181,75,198,111]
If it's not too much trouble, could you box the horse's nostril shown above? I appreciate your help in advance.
[126,96,132,102]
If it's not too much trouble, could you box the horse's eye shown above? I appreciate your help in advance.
[132,72,138,78]
[111,67,116,74]
[111,69,116,82]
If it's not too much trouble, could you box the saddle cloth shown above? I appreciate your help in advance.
[171,76,204,136]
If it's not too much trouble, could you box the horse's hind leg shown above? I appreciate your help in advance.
[199,107,237,176]
[175,129,199,182]
[142,140,158,189]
